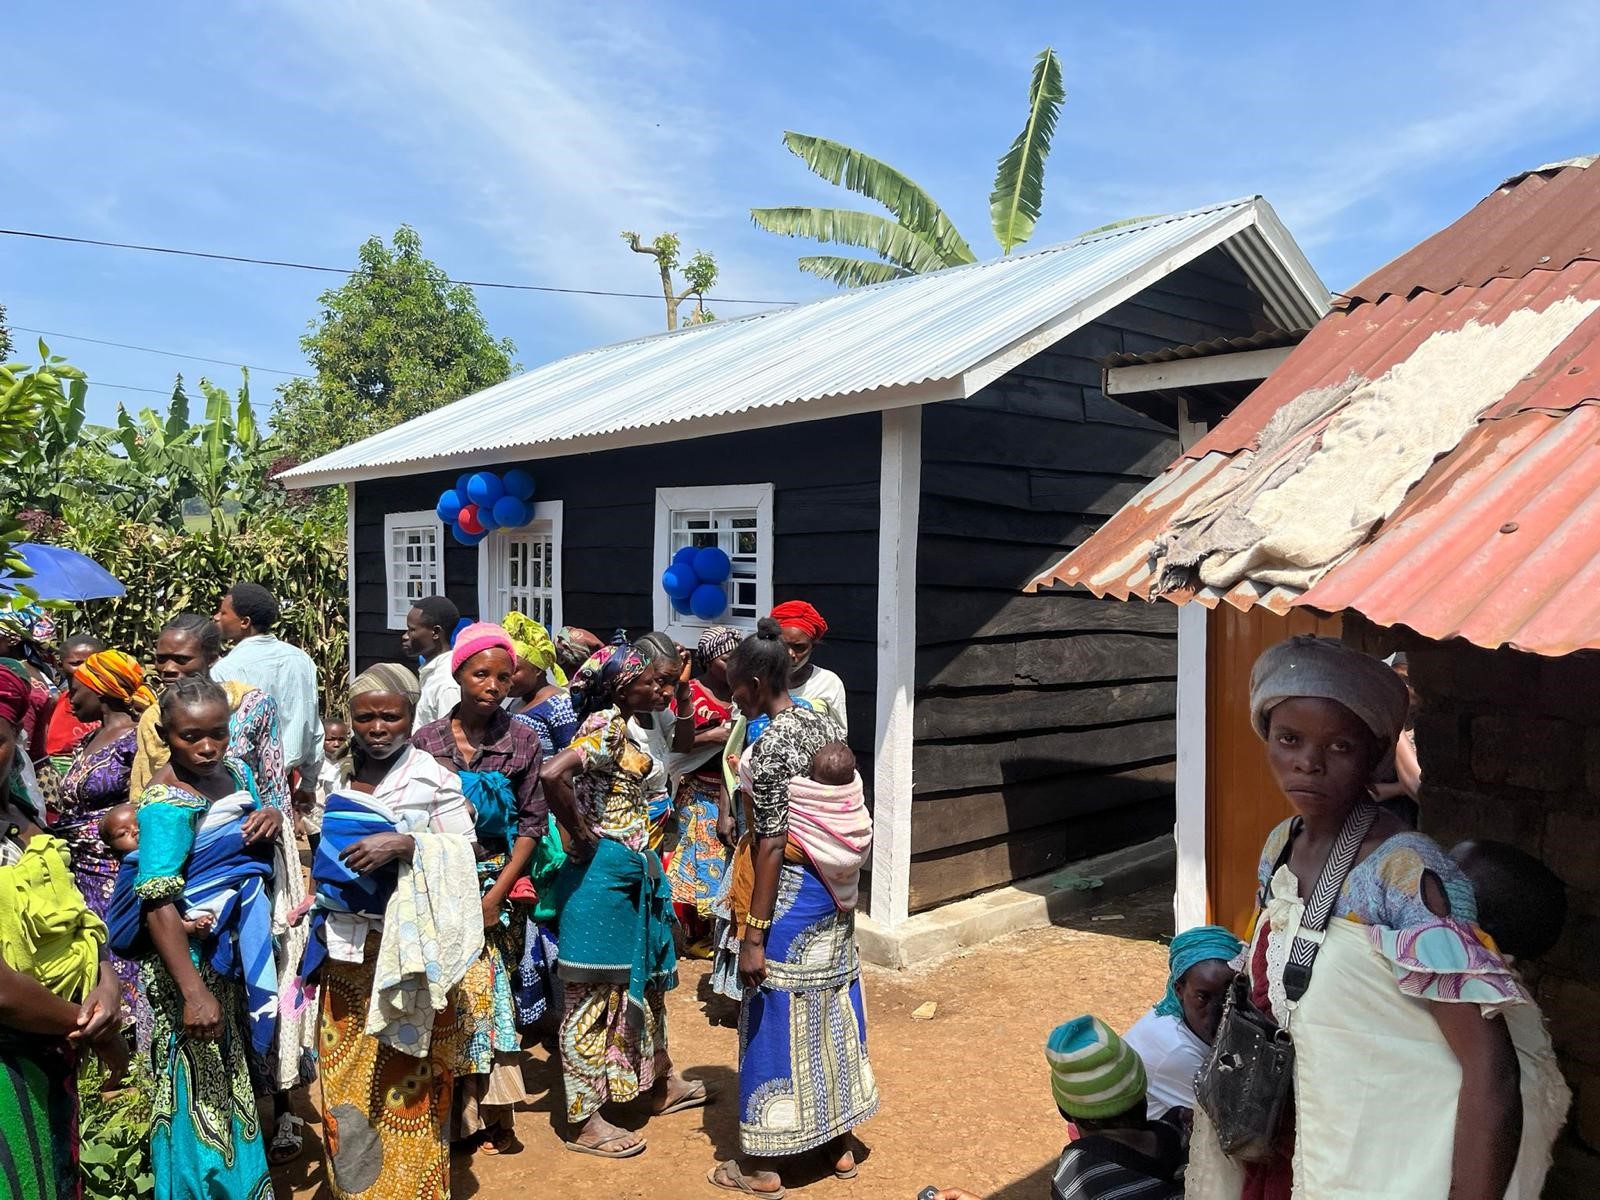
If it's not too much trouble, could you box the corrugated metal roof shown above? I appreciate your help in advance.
[1030,157,1600,657]
[1346,157,1600,304]
[280,197,1328,486]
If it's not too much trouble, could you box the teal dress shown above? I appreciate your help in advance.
[134,763,271,1200]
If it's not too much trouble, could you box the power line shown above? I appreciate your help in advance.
[91,380,177,397]
[0,227,796,306]
[10,325,309,379]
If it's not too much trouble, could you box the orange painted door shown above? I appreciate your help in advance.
[1204,605,1342,937]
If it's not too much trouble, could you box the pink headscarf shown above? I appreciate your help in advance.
[451,622,517,675]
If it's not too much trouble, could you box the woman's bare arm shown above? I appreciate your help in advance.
[1432,1001,1521,1200]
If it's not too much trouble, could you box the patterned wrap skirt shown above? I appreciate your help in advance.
[0,1032,77,1200]
[738,861,878,1157]
[665,772,730,918]
[318,939,460,1199]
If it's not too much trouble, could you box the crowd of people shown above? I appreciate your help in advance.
[0,584,876,1200]
[0,584,1577,1200]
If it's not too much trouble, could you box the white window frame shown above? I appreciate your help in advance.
[476,500,564,632]
[383,510,446,630]
[653,483,773,643]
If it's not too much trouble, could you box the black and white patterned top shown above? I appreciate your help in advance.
[746,703,842,839]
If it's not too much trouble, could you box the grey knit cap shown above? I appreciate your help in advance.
[1249,635,1409,747]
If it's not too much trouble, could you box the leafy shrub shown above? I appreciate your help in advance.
[78,1055,155,1199]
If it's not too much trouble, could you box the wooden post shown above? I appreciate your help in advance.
[870,406,921,929]
[1174,601,1208,929]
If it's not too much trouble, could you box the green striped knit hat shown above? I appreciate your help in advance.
[1044,1015,1147,1120]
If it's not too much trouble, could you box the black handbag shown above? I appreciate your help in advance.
[1194,801,1378,1162]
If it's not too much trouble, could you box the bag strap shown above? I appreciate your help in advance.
[1282,801,1378,1002]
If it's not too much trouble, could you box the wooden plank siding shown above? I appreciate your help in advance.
[907,249,1277,911]
[350,412,884,782]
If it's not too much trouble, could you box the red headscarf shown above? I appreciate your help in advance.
[771,601,828,640]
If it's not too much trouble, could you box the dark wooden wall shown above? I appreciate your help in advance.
[908,247,1277,911]
[350,413,883,778]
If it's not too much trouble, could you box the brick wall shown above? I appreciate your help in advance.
[1361,621,1600,1195]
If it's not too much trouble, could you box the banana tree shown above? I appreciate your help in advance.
[751,47,1066,285]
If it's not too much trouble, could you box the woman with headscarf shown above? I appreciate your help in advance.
[0,662,126,1198]
[411,623,547,1155]
[308,663,481,1199]
[0,604,58,766]
[553,625,604,683]
[504,611,577,754]
[1121,924,1243,1120]
[1186,636,1566,1200]
[770,600,847,734]
[539,635,706,1160]
[56,648,157,1026]
[710,618,876,1195]
[664,625,739,954]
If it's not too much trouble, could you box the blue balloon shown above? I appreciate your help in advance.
[451,617,473,644]
[692,546,731,584]
[671,593,695,616]
[478,504,501,532]
[452,523,487,546]
[456,473,472,495]
[437,490,463,522]
[502,468,536,500]
[467,471,504,507]
[492,495,529,528]
[689,583,727,620]
[661,565,696,600]
[673,545,699,567]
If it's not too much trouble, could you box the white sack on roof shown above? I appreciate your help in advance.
[1155,294,1600,595]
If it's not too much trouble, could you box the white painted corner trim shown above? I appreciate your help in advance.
[870,407,921,930]
[1174,602,1208,931]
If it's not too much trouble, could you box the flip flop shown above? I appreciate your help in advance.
[655,1080,710,1116]
[564,1132,647,1159]
[822,1141,859,1179]
[707,1161,786,1197]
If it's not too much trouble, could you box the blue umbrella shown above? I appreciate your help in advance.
[1,544,126,601]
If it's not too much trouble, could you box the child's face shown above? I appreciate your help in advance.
[323,723,349,759]
[101,808,139,857]
[161,699,231,774]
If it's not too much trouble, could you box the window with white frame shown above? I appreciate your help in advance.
[478,501,563,633]
[384,511,445,629]
[653,484,773,638]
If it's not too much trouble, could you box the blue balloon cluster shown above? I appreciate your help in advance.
[436,468,536,545]
[661,544,731,620]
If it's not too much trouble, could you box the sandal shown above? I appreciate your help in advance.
[564,1131,647,1159]
[655,1079,710,1116]
[823,1138,859,1180]
[477,1124,522,1156]
[708,1160,786,1197]
[268,1112,305,1165]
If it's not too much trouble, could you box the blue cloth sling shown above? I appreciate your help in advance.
[299,789,399,983]
[459,769,516,852]
[106,815,278,1056]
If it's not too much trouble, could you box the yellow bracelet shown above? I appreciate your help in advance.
[745,914,773,931]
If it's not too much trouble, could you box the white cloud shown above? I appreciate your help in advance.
[275,0,804,339]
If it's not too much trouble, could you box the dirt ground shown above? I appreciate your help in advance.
[280,885,1173,1200]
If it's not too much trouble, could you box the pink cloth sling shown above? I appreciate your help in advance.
[784,773,872,911]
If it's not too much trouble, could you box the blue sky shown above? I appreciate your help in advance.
[5,1,1600,426]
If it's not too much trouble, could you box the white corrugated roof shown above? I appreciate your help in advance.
[281,196,1328,486]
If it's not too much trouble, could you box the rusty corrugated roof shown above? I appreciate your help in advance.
[1029,157,1600,656]
[1345,156,1600,304]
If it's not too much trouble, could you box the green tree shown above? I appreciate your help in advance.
[751,47,1066,286]
[0,340,93,521]
[0,303,12,361]
[621,231,719,330]
[270,225,517,463]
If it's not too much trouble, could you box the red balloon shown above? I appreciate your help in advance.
[458,504,484,535]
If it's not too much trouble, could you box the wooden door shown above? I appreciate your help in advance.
[1204,604,1342,936]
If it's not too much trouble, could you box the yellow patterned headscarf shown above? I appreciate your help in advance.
[74,649,157,714]
[502,611,567,687]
